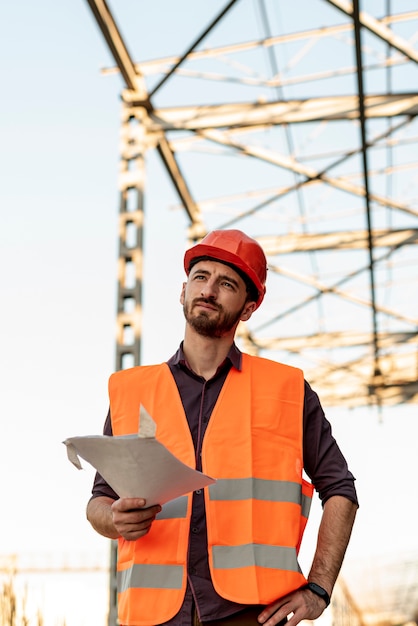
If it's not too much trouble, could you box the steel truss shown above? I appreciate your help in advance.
[86,0,418,409]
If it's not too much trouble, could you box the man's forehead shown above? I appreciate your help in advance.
[190,259,243,281]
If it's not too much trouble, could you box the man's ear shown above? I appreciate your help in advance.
[240,301,257,322]
[180,282,186,305]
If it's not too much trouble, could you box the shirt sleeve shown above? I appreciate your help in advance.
[90,409,119,501]
[303,381,358,507]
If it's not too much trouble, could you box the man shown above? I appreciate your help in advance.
[87,229,358,626]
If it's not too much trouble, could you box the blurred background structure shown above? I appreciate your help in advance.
[83,1,418,624]
[86,0,418,408]
[1,1,417,625]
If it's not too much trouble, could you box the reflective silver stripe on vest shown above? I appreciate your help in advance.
[209,478,303,504]
[156,496,188,520]
[301,492,312,519]
[212,544,302,573]
[118,563,183,592]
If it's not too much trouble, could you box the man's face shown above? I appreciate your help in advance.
[180,260,256,338]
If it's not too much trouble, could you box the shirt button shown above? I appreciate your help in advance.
[195,489,202,495]
[192,527,199,534]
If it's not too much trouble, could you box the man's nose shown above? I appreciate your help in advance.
[200,278,218,299]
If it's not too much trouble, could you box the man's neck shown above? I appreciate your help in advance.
[182,327,234,380]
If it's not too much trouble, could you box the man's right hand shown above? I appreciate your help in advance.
[111,498,162,541]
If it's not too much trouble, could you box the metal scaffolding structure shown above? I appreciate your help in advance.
[86,0,418,410]
[83,1,418,624]
[342,552,418,626]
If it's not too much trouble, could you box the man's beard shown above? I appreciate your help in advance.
[183,298,245,338]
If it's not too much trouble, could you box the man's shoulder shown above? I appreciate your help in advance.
[243,352,303,377]
[109,363,168,384]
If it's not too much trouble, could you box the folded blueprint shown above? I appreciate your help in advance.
[63,405,215,506]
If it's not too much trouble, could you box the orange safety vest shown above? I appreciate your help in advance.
[109,354,313,626]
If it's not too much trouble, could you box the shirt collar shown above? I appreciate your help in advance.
[169,341,242,372]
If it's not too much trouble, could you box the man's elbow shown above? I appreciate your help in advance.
[323,495,359,526]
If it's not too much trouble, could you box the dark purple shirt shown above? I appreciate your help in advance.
[91,343,358,623]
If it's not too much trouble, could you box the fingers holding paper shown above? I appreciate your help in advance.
[111,497,162,541]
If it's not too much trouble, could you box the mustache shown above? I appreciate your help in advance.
[192,297,222,311]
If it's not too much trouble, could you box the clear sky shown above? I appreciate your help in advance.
[1,1,417,625]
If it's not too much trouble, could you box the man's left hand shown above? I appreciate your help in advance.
[257,587,328,626]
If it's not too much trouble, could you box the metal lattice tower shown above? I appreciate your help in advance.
[87,0,418,407]
[84,1,418,624]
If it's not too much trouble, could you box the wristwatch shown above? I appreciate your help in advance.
[302,582,331,607]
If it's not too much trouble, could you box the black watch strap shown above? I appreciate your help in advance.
[302,582,331,607]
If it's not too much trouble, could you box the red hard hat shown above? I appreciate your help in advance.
[184,229,267,308]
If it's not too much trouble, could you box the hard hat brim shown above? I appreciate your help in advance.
[184,243,265,308]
